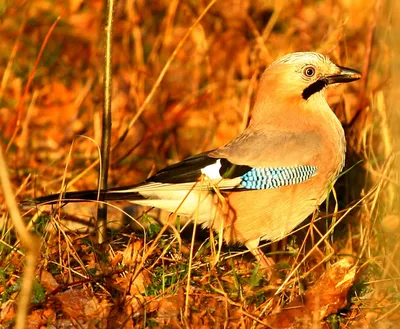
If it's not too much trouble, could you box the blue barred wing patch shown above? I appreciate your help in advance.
[240,166,317,190]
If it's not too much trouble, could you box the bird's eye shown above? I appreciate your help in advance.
[303,66,316,77]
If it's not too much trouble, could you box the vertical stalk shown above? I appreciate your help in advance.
[97,0,115,243]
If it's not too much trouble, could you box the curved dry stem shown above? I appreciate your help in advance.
[0,145,40,329]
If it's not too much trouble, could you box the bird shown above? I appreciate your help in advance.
[29,52,361,268]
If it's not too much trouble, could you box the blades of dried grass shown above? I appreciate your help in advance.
[184,175,204,318]
[56,0,217,191]
[0,16,25,102]
[117,0,217,144]
[6,16,60,154]
[276,184,379,295]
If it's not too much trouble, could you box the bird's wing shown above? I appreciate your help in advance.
[209,129,323,168]
[29,129,322,205]
[110,128,321,195]
[108,151,251,193]
[147,151,250,183]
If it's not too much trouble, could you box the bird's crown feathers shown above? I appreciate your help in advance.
[272,52,331,66]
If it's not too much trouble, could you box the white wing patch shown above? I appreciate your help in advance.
[200,159,222,179]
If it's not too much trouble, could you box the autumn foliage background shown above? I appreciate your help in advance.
[0,0,398,328]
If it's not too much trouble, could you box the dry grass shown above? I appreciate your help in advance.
[0,0,398,328]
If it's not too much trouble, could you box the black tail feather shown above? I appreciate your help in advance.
[24,189,144,207]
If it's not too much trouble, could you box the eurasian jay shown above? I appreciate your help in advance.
[30,52,361,267]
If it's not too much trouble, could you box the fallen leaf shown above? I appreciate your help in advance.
[269,259,356,328]
[26,308,56,329]
[55,289,110,325]
[39,269,59,293]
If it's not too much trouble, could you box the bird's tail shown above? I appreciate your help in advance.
[23,188,144,207]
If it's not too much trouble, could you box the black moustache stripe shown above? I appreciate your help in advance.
[302,79,328,100]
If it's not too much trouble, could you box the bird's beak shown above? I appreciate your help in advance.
[325,65,362,85]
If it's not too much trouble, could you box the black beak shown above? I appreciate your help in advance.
[325,65,362,85]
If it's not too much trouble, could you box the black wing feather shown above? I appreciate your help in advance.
[147,151,252,184]
[147,151,218,183]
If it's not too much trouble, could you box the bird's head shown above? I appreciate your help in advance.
[259,52,361,104]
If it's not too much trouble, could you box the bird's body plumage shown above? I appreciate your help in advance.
[29,52,360,266]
